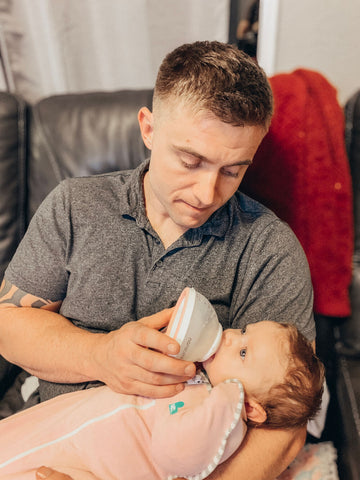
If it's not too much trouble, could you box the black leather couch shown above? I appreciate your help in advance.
[0,88,359,479]
[335,90,360,480]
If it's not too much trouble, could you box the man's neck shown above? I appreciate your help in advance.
[143,172,187,249]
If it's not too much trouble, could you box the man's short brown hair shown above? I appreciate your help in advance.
[154,40,273,129]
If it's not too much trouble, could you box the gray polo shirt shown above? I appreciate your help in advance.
[5,160,315,400]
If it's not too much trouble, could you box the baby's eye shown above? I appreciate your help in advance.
[241,326,247,334]
[240,348,247,359]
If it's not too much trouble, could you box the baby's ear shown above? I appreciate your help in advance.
[245,399,267,424]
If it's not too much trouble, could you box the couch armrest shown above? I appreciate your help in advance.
[0,92,27,280]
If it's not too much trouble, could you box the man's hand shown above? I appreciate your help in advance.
[92,308,196,398]
[0,279,195,398]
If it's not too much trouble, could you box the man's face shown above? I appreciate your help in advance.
[139,101,266,238]
[203,321,289,397]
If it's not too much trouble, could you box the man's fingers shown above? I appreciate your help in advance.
[139,307,174,330]
[130,313,180,356]
[103,364,190,399]
[131,347,196,384]
[123,376,186,399]
[93,311,196,398]
[131,343,195,378]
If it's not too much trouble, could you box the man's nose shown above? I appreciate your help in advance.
[194,172,218,206]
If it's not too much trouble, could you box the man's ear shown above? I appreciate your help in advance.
[245,399,267,424]
[138,106,154,150]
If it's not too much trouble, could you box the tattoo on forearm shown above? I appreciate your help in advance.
[0,279,50,308]
[30,299,49,308]
[0,287,30,306]
[0,279,11,297]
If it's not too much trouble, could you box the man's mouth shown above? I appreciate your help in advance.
[182,201,211,212]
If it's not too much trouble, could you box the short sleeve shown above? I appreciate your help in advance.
[5,181,71,301]
[231,219,315,342]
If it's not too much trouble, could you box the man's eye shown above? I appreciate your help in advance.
[240,348,247,359]
[180,153,201,169]
[241,325,247,334]
[182,161,199,169]
[223,169,239,178]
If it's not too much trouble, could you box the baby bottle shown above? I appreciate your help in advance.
[166,287,223,362]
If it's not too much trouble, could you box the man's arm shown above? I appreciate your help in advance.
[0,279,195,398]
[206,425,306,480]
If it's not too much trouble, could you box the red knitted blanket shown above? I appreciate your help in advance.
[241,69,353,317]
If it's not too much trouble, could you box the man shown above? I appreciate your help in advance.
[0,41,314,479]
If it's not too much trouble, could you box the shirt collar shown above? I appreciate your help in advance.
[118,159,149,230]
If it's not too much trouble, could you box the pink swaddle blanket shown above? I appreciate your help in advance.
[0,379,246,480]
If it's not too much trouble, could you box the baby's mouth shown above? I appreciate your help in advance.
[202,354,215,368]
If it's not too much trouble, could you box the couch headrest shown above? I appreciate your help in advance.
[28,89,153,218]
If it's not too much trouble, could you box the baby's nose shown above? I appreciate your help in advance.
[223,330,234,346]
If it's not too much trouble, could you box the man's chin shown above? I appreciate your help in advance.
[174,211,214,230]
[178,218,208,230]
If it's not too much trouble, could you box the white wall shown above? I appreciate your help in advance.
[0,0,230,102]
[258,0,360,105]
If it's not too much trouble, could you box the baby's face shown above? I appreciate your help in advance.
[203,321,289,397]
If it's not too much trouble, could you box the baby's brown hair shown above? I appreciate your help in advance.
[248,323,325,430]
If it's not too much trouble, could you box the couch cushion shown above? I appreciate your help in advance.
[28,89,153,219]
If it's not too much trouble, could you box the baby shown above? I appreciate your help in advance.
[0,321,324,480]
